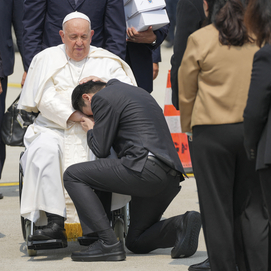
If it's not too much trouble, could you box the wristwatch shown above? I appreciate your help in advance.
[151,39,157,46]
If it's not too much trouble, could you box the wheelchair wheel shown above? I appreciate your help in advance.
[112,203,130,242]
[113,217,124,242]
[19,158,26,241]
[123,203,130,235]
[25,220,37,256]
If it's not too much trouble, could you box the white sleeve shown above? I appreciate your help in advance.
[38,79,74,128]
[108,60,134,85]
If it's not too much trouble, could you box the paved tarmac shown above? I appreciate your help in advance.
[0,43,208,271]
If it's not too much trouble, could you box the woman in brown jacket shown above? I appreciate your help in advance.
[178,0,268,270]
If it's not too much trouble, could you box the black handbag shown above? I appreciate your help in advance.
[1,94,39,147]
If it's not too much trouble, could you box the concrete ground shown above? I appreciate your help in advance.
[0,44,208,271]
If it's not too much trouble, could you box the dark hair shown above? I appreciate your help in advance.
[244,0,271,47]
[72,80,106,111]
[204,0,251,46]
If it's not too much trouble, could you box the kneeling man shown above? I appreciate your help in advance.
[64,79,201,261]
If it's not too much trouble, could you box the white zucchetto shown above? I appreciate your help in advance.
[62,11,91,27]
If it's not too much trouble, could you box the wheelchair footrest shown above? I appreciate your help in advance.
[77,236,98,246]
[27,238,67,250]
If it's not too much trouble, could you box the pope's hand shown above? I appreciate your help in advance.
[0,80,2,95]
[68,110,86,122]
[79,76,106,84]
[81,116,94,132]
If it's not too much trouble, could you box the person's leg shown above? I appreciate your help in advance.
[0,77,7,199]
[192,124,237,271]
[259,168,271,270]
[125,177,180,253]
[21,131,66,227]
[234,156,268,271]
[125,189,201,257]
[64,158,174,235]
[64,157,178,261]
[64,157,201,257]
[20,130,67,241]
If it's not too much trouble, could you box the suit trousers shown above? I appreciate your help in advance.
[0,77,7,178]
[192,123,268,271]
[64,157,181,253]
[258,167,271,270]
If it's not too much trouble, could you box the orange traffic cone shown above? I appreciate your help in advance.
[163,70,193,173]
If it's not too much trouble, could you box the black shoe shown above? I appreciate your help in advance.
[171,211,201,258]
[188,258,211,271]
[29,222,67,242]
[71,240,126,262]
[0,193,3,199]
[78,232,99,246]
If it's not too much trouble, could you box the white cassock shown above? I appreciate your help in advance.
[18,44,136,226]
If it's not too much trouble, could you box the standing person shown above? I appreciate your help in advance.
[22,0,126,72]
[170,0,205,110]
[0,0,25,199]
[63,79,202,262]
[18,12,136,242]
[243,0,271,268]
[178,0,268,270]
[165,0,179,48]
[126,24,169,93]
[170,4,206,268]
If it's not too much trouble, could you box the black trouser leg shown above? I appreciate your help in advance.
[64,157,181,251]
[94,190,112,222]
[259,168,271,271]
[192,123,268,271]
[125,185,180,253]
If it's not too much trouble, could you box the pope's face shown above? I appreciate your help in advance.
[59,18,94,61]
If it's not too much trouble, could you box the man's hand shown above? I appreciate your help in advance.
[126,26,157,44]
[80,76,106,84]
[21,71,27,88]
[153,63,159,80]
[81,116,94,132]
[68,110,87,122]
[0,80,2,95]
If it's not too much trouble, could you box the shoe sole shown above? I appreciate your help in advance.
[71,252,126,262]
[171,211,201,258]
[28,238,67,250]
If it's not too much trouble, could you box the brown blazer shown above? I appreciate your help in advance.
[178,24,258,133]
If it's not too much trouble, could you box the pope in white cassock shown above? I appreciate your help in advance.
[18,11,136,243]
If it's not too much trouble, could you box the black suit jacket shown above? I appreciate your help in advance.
[170,0,205,109]
[87,79,185,174]
[0,0,24,77]
[244,44,271,170]
[23,0,126,70]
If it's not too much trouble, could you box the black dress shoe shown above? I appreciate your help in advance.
[29,222,67,242]
[78,232,99,246]
[171,211,201,258]
[71,240,126,262]
[189,258,211,271]
[0,193,3,199]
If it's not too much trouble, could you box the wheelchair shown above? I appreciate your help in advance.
[19,152,130,256]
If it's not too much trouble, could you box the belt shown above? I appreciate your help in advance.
[147,155,179,177]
